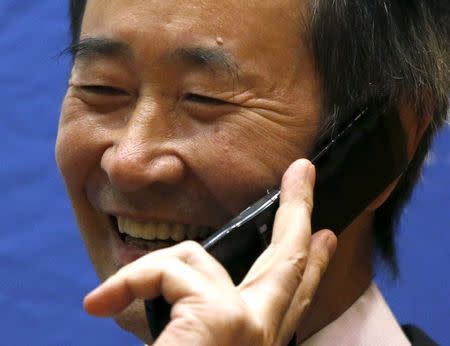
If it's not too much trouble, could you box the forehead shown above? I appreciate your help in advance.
[81,0,310,84]
[82,0,304,36]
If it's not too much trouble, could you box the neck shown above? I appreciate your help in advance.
[296,212,374,343]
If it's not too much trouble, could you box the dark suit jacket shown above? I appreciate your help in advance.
[402,325,437,346]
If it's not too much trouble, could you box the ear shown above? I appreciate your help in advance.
[367,103,432,211]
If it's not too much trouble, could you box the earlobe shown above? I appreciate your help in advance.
[366,104,432,211]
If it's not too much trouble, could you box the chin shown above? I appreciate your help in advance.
[88,251,153,343]
[114,299,154,344]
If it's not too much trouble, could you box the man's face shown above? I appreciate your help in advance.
[56,0,321,337]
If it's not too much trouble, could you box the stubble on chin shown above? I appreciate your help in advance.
[114,299,153,344]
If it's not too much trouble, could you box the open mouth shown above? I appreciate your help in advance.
[109,215,215,251]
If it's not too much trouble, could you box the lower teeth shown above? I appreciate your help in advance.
[124,235,175,249]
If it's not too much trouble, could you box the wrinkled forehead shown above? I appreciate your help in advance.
[80,0,310,84]
[82,0,305,36]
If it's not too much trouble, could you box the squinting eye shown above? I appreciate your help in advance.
[80,85,128,96]
[185,93,228,106]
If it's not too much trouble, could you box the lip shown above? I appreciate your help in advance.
[106,209,221,229]
[108,214,217,266]
[110,227,151,266]
[109,218,181,266]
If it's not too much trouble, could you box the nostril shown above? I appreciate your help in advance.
[146,155,186,185]
[101,145,186,192]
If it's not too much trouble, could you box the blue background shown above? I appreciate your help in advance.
[1,2,448,345]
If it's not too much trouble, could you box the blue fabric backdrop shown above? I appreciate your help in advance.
[1,2,448,345]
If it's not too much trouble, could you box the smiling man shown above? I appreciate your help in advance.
[56,0,449,345]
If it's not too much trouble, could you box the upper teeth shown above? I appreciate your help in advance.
[117,217,213,242]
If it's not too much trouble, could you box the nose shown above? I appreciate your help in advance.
[101,105,186,192]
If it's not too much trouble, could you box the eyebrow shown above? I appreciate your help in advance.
[66,37,240,80]
[67,37,132,60]
[170,46,239,80]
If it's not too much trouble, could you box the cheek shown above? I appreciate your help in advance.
[56,128,88,187]
[187,116,313,215]
[56,99,117,277]
[56,99,109,197]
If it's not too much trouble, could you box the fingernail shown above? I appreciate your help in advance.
[307,162,315,185]
[297,159,314,184]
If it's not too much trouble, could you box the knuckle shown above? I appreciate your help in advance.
[230,307,247,329]
[179,240,203,252]
[115,264,131,278]
[177,240,205,258]
[286,251,308,277]
[248,319,265,345]
[228,306,264,345]
[311,253,330,277]
[298,297,312,315]
[298,195,313,215]
[282,194,313,218]
[167,313,216,344]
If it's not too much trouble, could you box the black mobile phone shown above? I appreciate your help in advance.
[145,101,409,342]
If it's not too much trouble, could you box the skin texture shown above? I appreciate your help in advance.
[56,0,429,344]
[84,160,337,345]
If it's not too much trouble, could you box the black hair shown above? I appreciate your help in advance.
[306,0,449,273]
[68,0,449,273]
[69,0,86,46]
